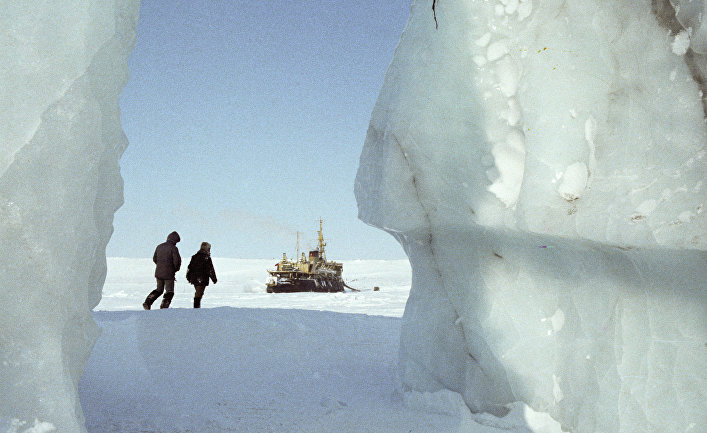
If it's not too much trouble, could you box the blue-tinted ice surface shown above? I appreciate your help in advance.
[356,0,706,431]
[0,2,140,431]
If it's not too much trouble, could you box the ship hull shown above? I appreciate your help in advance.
[266,277,344,293]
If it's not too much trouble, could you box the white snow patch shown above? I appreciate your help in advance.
[2,419,56,433]
[542,308,565,333]
[470,403,564,433]
[520,403,565,433]
[78,259,561,432]
[517,0,533,21]
[496,56,520,97]
[487,40,509,62]
[504,0,519,15]
[672,30,691,55]
[488,131,526,207]
[557,162,588,201]
[501,99,522,126]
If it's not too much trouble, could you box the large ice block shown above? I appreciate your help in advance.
[355,0,706,432]
[0,1,139,431]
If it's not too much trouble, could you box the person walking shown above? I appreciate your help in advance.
[186,242,217,308]
[143,231,182,310]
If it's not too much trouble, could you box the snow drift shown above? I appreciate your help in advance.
[355,0,706,432]
[78,267,561,433]
[0,1,139,431]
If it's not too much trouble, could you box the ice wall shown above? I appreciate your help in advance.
[0,1,139,431]
[355,0,706,432]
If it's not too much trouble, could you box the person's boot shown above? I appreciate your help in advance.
[193,296,201,308]
[160,291,174,309]
[143,290,161,310]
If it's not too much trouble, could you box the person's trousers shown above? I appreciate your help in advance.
[144,279,175,309]
[193,285,206,308]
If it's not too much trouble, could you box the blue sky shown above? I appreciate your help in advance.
[108,0,411,259]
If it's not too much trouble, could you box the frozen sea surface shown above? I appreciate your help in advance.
[78,258,563,433]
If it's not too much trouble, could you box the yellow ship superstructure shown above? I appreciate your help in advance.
[266,219,344,293]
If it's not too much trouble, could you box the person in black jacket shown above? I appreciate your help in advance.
[143,231,182,310]
[186,242,217,308]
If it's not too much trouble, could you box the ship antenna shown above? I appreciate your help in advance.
[296,231,300,263]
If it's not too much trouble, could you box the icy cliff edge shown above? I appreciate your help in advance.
[0,1,140,431]
[355,0,706,432]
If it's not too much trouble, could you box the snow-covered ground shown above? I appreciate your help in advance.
[79,258,564,433]
[95,258,413,316]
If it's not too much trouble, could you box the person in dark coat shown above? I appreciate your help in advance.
[143,231,182,310]
[185,242,217,308]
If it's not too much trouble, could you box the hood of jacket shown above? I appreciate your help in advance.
[167,231,180,244]
[194,249,210,259]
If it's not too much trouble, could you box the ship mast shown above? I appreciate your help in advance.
[318,218,326,260]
